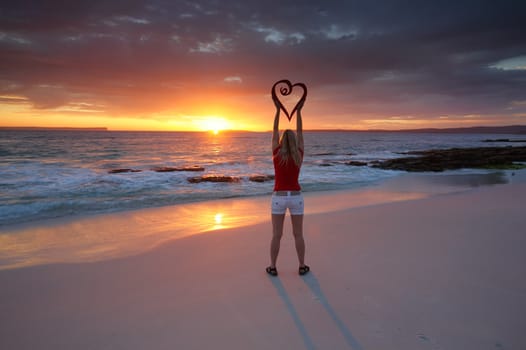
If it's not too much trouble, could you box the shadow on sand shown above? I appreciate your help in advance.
[302,273,363,350]
[269,276,316,350]
[269,273,362,350]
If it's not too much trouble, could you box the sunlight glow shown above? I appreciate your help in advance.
[194,116,230,134]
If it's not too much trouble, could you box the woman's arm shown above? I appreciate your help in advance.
[296,100,304,151]
[272,96,280,151]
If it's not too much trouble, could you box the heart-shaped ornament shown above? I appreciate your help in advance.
[271,79,307,121]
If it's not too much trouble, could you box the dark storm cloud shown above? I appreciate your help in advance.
[1,0,525,122]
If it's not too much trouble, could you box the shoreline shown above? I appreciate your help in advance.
[1,169,523,270]
[2,167,520,230]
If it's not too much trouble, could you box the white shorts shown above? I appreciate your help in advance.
[271,193,304,215]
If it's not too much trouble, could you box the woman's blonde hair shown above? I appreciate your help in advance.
[277,129,302,166]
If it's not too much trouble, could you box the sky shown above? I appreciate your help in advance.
[1,0,526,131]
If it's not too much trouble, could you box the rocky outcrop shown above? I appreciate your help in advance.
[187,175,241,183]
[249,174,275,182]
[372,146,526,172]
[346,161,368,166]
[482,139,526,143]
[317,160,368,167]
[152,166,205,172]
[108,168,142,174]
[109,166,205,174]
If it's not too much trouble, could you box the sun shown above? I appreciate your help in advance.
[200,117,229,134]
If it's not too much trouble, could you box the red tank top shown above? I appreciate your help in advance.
[273,146,303,191]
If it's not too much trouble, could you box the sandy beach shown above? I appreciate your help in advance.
[1,174,525,349]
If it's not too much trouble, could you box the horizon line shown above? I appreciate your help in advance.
[1,125,526,134]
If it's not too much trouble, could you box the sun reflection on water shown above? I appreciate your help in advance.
[213,213,224,230]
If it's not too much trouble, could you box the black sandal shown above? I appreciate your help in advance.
[266,266,278,276]
[299,265,310,276]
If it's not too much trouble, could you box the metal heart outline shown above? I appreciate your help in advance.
[271,79,307,121]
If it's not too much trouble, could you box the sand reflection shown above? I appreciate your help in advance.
[0,197,269,270]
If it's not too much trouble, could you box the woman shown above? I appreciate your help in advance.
[266,95,310,277]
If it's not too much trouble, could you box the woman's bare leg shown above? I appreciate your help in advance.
[271,214,286,268]
[291,214,305,266]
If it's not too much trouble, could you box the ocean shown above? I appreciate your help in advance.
[0,130,523,227]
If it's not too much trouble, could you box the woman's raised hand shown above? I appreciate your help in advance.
[272,94,281,112]
[297,96,305,112]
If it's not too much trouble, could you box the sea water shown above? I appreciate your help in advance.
[0,130,522,226]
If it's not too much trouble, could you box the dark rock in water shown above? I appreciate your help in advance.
[188,175,241,183]
[108,168,142,174]
[319,163,333,167]
[372,146,526,172]
[346,161,368,166]
[313,152,336,156]
[152,165,205,172]
[483,139,526,143]
[249,174,275,182]
[483,139,512,143]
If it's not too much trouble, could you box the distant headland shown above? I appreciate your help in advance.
[0,127,108,131]
[308,125,526,134]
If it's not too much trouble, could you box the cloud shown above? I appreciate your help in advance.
[0,0,525,127]
[190,35,234,53]
[224,76,242,83]
[491,55,526,70]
